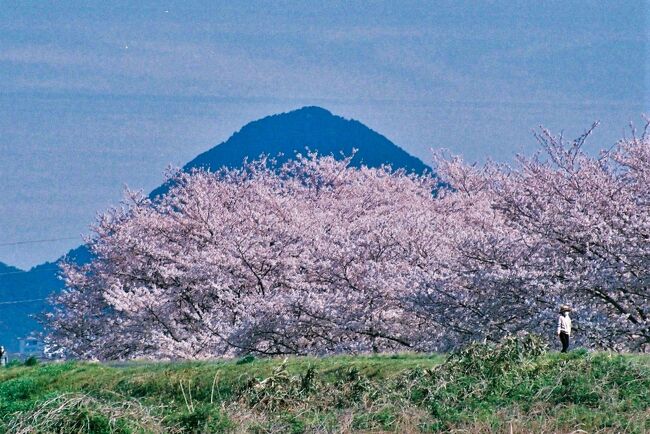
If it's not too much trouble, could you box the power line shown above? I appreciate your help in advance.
[0,236,83,278]
[0,236,80,247]
[0,298,47,306]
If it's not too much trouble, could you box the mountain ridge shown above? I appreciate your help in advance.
[0,262,22,274]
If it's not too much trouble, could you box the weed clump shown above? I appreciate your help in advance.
[240,359,320,411]
[23,356,39,367]
[167,404,233,433]
[236,355,255,365]
[6,393,166,434]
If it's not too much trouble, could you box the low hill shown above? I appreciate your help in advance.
[0,263,20,274]
[0,262,60,352]
[0,338,648,433]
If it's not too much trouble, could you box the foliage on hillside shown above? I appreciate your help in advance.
[0,336,648,433]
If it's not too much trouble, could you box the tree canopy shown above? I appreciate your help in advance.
[48,124,650,359]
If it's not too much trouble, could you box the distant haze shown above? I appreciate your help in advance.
[0,1,646,268]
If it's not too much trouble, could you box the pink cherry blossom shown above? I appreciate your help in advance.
[46,121,650,359]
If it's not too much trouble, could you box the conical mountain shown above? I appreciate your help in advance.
[191,106,427,172]
[152,106,429,196]
[1,107,431,351]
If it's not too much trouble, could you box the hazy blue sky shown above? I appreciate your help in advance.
[0,1,647,268]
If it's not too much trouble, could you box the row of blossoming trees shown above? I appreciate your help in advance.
[48,124,649,359]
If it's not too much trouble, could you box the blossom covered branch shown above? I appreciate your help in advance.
[47,124,650,359]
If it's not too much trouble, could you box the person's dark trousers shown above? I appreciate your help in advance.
[559,332,570,353]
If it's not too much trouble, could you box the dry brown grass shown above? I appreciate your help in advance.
[6,392,167,434]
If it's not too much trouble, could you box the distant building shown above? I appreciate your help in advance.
[17,334,46,361]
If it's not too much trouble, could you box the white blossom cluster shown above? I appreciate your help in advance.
[47,125,650,359]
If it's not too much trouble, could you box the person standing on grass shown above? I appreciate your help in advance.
[557,305,572,353]
[0,345,5,366]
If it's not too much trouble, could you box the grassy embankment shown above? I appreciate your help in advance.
[0,336,648,433]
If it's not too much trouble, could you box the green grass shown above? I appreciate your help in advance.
[0,338,647,433]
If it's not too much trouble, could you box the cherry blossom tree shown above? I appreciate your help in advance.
[279,159,437,354]
[425,121,650,351]
[497,124,649,350]
[47,156,438,359]
[406,161,550,349]
[47,122,649,359]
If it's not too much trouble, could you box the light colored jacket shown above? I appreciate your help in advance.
[557,315,571,335]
